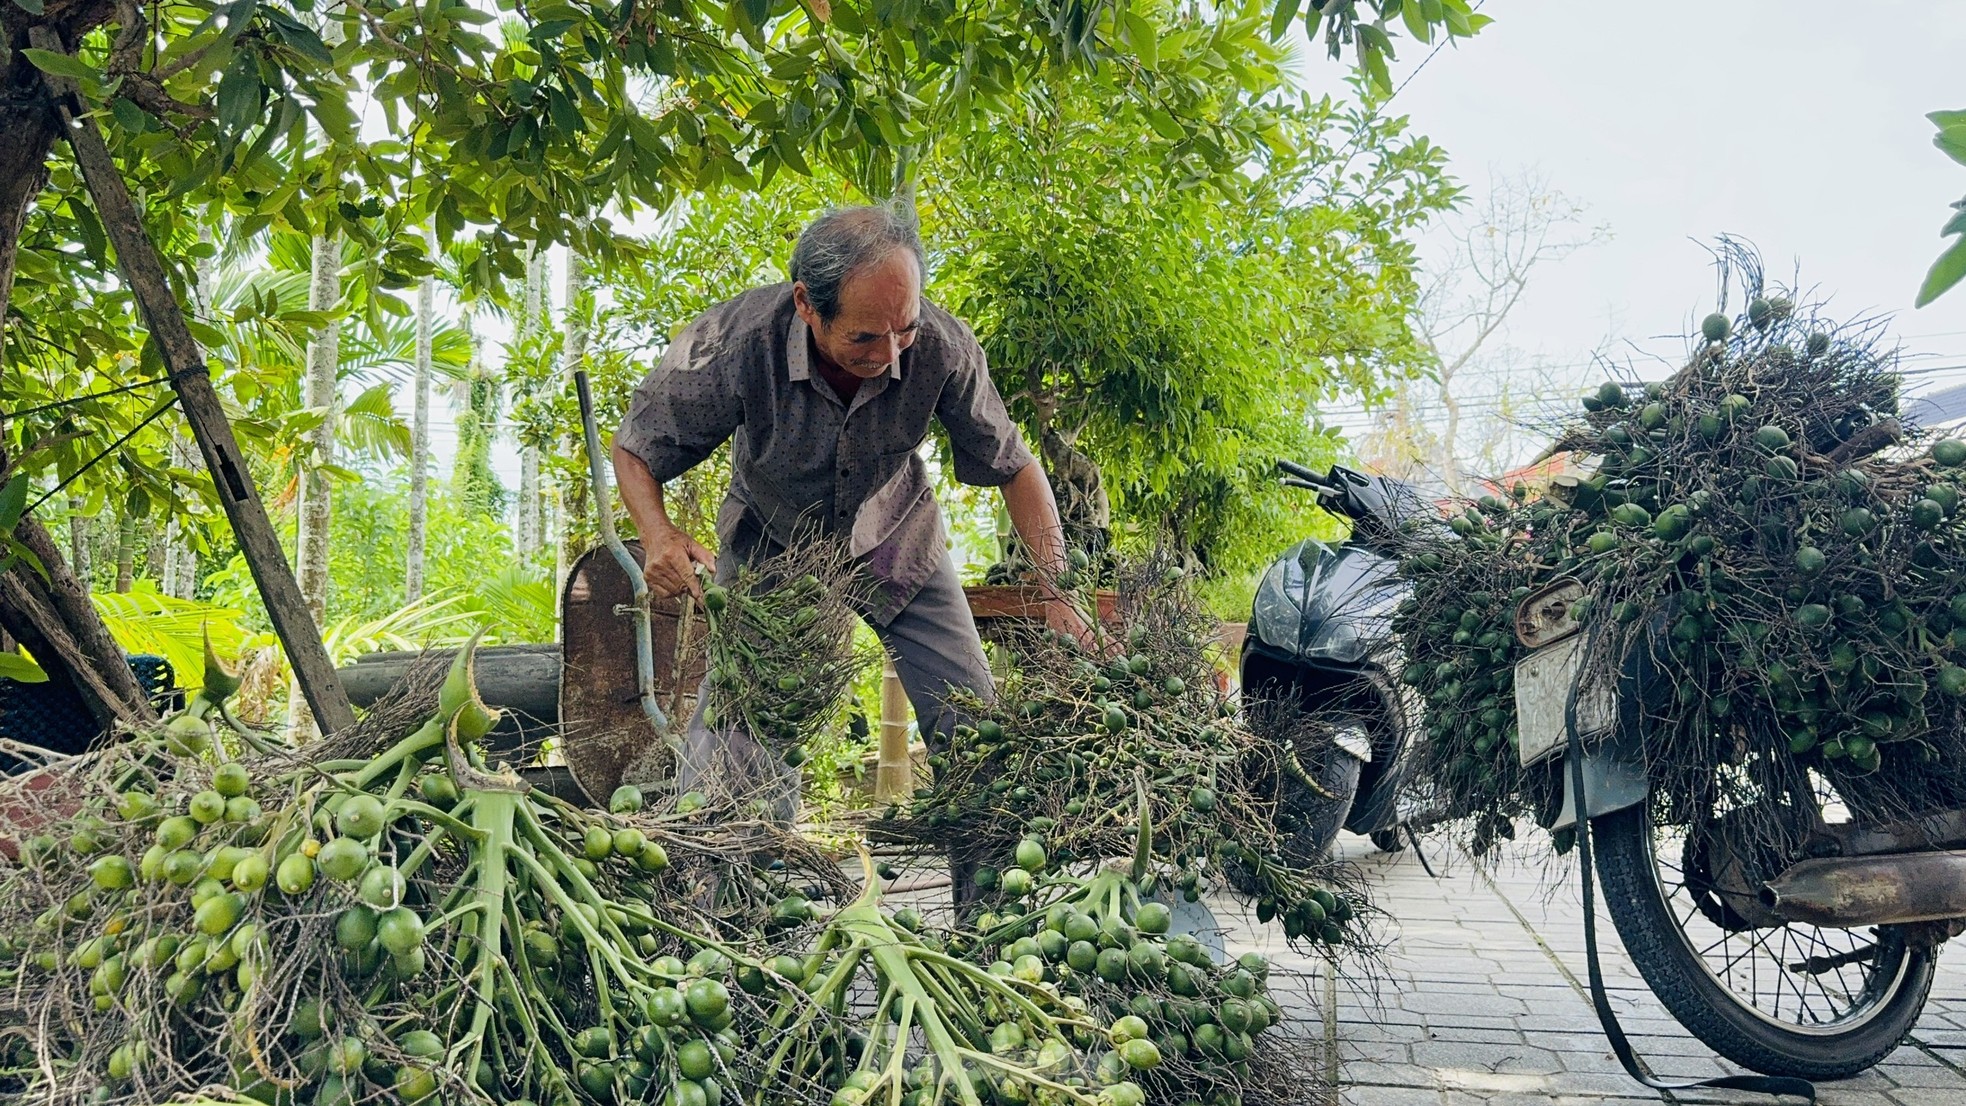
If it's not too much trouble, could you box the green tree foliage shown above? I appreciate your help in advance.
[1,0,1486,654]
[931,84,1458,576]
[1290,0,1492,93]
[3,0,1322,601]
[1917,108,1966,307]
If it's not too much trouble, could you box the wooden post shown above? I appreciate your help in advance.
[30,30,356,735]
[875,656,912,802]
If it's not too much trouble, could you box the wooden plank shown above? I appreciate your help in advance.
[964,585,1119,627]
[30,30,356,734]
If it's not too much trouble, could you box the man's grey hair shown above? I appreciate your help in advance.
[789,205,925,323]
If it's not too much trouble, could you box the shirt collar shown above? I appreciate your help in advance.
[788,313,903,383]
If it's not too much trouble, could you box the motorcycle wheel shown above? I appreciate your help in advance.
[1369,829,1406,854]
[1591,803,1936,1079]
[1275,713,1365,865]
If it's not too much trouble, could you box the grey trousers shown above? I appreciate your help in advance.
[676,548,996,825]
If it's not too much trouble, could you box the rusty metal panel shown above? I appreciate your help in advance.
[560,541,705,803]
[1515,579,1587,649]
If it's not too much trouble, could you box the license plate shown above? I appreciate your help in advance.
[1513,633,1615,766]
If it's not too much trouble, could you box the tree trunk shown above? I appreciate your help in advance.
[289,230,341,737]
[161,434,199,598]
[405,245,434,602]
[1438,371,1464,498]
[556,249,589,585]
[114,509,136,593]
[517,449,540,559]
[163,230,219,599]
[0,488,157,727]
[514,247,545,560]
[27,28,352,731]
[0,76,150,730]
[0,82,60,361]
[144,526,164,587]
[66,496,93,583]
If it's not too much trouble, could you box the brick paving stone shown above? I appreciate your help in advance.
[1345,1041,1418,1064]
[1344,1060,1441,1088]
[1808,1093,1909,1106]
[1467,1097,1654,1106]
[1408,1040,1564,1076]
[1339,1087,1445,1106]
[1884,1092,1966,1106]
[1414,1014,1537,1033]
[1414,1027,1530,1046]
[1397,992,1531,1017]
[1341,1023,1435,1045]
[1313,831,1966,1103]
[1810,1067,1904,1091]
[1884,1062,1966,1088]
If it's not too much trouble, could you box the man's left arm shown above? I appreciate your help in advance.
[1000,461,1067,582]
[935,333,1092,642]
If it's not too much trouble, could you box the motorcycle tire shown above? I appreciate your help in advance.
[1591,803,1936,1079]
[1275,715,1366,865]
[1369,829,1406,854]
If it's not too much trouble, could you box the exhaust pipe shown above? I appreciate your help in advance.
[1761,849,1966,928]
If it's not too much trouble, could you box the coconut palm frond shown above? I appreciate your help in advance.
[339,316,476,383]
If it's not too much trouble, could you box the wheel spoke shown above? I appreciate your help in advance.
[1645,812,1899,1034]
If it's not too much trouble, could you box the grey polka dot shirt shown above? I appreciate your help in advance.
[615,283,1036,624]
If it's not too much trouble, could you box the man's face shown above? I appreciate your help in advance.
[795,249,923,379]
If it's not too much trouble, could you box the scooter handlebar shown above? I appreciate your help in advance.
[1276,459,1327,485]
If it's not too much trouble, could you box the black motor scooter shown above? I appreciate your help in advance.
[1240,461,1432,860]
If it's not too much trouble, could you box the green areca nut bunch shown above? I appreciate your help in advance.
[0,633,1311,1106]
[701,541,867,768]
[744,851,1152,1106]
[966,867,1312,1106]
[1396,249,1966,854]
[881,555,1361,949]
[0,643,833,1106]
[1391,498,1543,854]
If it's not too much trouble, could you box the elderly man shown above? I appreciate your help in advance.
[612,205,1082,822]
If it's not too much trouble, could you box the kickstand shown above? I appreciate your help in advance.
[1403,822,1439,878]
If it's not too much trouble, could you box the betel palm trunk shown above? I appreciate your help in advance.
[405,239,435,602]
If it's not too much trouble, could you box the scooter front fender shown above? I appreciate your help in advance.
[1547,747,1649,832]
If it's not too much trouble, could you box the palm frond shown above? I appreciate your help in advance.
[320,591,478,666]
[91,585,259,692]
[339,382,412,459]
[459,565,557,644]
[338,316,476,383]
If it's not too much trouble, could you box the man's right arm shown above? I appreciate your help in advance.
[612,445,715,600]
[612,321,740,600]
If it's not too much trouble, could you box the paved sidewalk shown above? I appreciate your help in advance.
[1225,834,1966,1106]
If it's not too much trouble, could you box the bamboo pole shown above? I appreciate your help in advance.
[875,656,912,802]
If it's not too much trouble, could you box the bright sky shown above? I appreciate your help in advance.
[430,1,1966,490]
[1295,0,1966,456]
